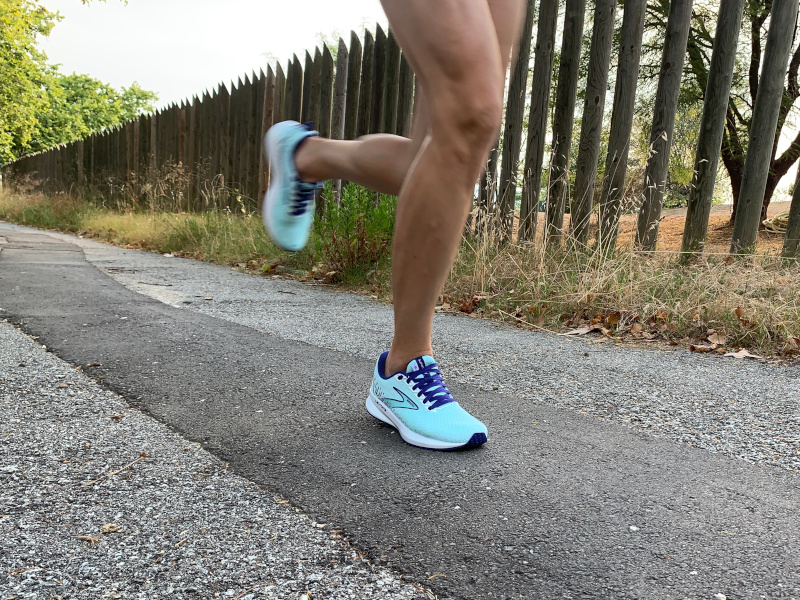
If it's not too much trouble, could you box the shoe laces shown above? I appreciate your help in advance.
[290,179,317,216]
[408,364,455,410]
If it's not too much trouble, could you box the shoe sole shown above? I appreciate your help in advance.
[366,392,487,450]
[262,126,304,252]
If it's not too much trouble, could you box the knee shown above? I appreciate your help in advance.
[434,89,503,175]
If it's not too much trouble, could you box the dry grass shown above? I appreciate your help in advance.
[444,233,800,358]
[2,188,798,359]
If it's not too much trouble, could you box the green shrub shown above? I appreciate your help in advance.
[312,183,396,280]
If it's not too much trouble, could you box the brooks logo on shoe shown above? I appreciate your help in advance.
[383,388,419,410]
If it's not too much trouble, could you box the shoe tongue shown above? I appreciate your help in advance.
[406,355,436,373]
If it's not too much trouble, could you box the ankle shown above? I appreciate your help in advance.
[294,136,318,182]
[385,348,433,377]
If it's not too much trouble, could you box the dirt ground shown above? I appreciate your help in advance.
[512,201,792,254]
[616,200,792,254]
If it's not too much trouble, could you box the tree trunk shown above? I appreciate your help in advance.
[731,0,799,254]
[476,139,501,238]
[518,0,558,242]
[570,0,618,246]
[635,0,694,250]
[497,0,535,245]
[597,0,647,252]
[546,0,586,245]
[681,0,747,256]
[783,164,800,258]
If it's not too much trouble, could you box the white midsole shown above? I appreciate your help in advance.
[261,129,283,243]
[365,392,467,450]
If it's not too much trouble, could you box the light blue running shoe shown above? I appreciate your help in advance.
[366,352,488,450]
[262,121,322,252]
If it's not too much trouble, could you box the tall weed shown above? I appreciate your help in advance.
[312,183,395,281]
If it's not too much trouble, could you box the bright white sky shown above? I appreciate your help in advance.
[39,0,388,108]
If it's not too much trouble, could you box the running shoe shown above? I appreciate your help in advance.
[262,121,322,252]
[366,351,488,450]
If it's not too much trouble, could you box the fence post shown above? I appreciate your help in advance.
[310,48,323,129]
[730,0,800,254]
[496,0,535,244]
[332,38,349,202]
[546,0,586,245]
[519,0,559,242]
[217,84,231,196]
[302,51,314,123]
[319,45,335,140]
[358,30,375,137]
[261,66,276,198]
[597,0,648,253]
[476,138,500,238]
[274,63,286,127]
[372,25,387,134]
[246,72,261,209]
[286,55,303,122]
[570,0,618,246]
[680,0,746,256]
[783,165,800,258]
[383,28,401,135]
[345,31,363,141]
[635,0,695,251]
[396,55,414,137]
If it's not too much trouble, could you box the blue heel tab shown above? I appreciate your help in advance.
[377,351,394,380]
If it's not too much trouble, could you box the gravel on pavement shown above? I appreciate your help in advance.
[0,320,433,600]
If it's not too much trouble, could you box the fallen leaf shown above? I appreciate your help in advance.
[708,332,727,345]
[75,535,102,546]
[724,348,762,360]
[689,344,713,353]
[563,326,592,336]
[631,323,643,334]
[101,523,122,534]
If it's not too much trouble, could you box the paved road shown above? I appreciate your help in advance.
[1,224,799,599]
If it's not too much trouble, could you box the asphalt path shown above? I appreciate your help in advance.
[1,226,799,599]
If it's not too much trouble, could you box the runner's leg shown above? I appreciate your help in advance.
[294,92,429,195]
[380,0,525,374]
[293,0,524,198]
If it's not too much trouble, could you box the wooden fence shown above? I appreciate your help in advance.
[2,23,414,215]
[3,2,800,258]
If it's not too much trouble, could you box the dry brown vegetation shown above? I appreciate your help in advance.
[1,189,798,361]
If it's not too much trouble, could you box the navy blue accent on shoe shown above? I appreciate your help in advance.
[377,351,391,380]
[408,363,456,410]
[289,179,318,216]
[462,432,488,448]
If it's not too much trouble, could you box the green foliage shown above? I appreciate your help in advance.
[312,183,396,280]
[30,73,156,153]
[0,0,57,162]
[1,0,155,162]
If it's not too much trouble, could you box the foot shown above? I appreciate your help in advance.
[262,121,322,252]
[365,352,488,450]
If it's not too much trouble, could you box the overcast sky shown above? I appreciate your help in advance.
[40,0,388,107]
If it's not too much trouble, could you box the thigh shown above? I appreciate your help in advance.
[380,0,504,116]
[397,0,526,155]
